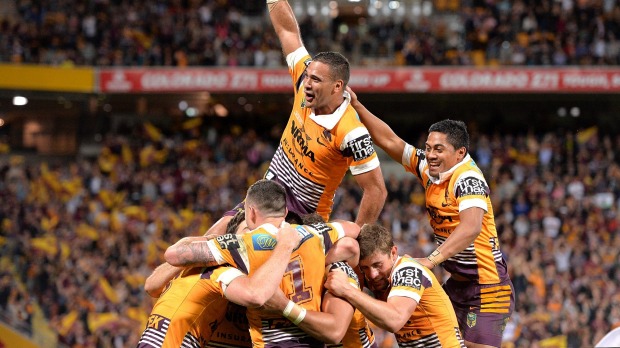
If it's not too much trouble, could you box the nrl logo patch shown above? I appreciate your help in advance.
[466,312,477,328]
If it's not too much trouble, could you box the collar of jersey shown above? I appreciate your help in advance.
[426,153,471,185]
[308,91,351,131]
[255,223,279,234]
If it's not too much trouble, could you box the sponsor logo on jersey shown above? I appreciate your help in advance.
[329,261,360,286]
[290,120,316,162]
[216,234,240,250]
[309,222,331,235]
[427,206,453,225]
[146,314,168,330]
[224,304,250,331]
[344,134,375,161]
[392,266,422,290]
[416,148,426,160]
[252,234,277,251]
[455,177,489,198]
[294,225,315,248]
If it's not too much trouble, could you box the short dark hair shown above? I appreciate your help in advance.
[428,119,470,151]
[313,51,350,86]
[225,208,246,235]
[300,212,325,225]
[246,179,287,218]
[358,224,394,260]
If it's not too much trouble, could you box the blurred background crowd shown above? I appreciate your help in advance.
[1,0,620,347]
[1,118,619,348]
[1,0,619,67]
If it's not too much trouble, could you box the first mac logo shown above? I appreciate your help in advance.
[217,234,240,250]
[347,134,375,161]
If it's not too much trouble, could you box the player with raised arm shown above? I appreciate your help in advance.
[349,89,514,348]
[204,0,387,237]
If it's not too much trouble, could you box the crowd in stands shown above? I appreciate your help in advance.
[1,0,619,67]
[0,116,619,347]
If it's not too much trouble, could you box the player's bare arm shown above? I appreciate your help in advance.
[421,206,484,270]
[347,87,407,163]
[164,236,218,267]
[353,167,387,226]
[268,0,303,56]
[325,236,360,267]
[144,262,183,298]
[261,286,354,344]
[325,270,416,333]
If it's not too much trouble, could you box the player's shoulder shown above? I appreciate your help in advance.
[335,105,366,131]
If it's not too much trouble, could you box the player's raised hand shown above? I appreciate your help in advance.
[276,222,302,250]
[346,86,359,108]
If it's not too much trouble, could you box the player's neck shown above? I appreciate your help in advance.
[313,97,344,116]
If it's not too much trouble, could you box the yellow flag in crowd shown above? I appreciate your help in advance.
[58,310,79,336]
[110,210,124,233]
[121,143,133,164]
[538,335,567,348]
[76,223,99,241]
[98,278,120,304]
[40,216,59,232]
[98,147,117,174]
[576,126,598,144]
[182,117,202,130]
[179,209,195,223]
[139,145,155,168]
[183,139,201,152]
[124,273,146,289]
[126,307,148,328]
[144,122,163,142]
[59,241,70,260]
[123,206,148,221]
[87,312,120,332]
[30,236,58,256]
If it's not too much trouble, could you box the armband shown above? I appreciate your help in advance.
[292,308,306,325]
[427,249,446,267]
[282,300,295,317]
[282,300,306,325]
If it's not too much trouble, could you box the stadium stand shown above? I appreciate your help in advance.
[0,121,618,347]
[0,0,618,67]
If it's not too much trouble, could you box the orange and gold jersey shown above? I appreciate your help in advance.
[207,303,252,348]
[137,266,244,348]
[326,262,376,348]
[264,47,380,221]
[388,256,465,348]
[402,146,509,284]
[207,221,346,347]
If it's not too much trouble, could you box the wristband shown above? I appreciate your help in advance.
[292,308,306,325]
[267,0,279,11]
[427,249,445,267]
[282,300,295,317]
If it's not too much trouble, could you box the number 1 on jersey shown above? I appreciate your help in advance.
[284,256,312,303]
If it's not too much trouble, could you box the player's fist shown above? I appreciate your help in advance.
[276,222,302,250]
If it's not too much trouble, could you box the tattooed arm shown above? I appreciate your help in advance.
[164,236,220,267]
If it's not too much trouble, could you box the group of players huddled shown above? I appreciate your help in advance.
[137,1,514,348]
